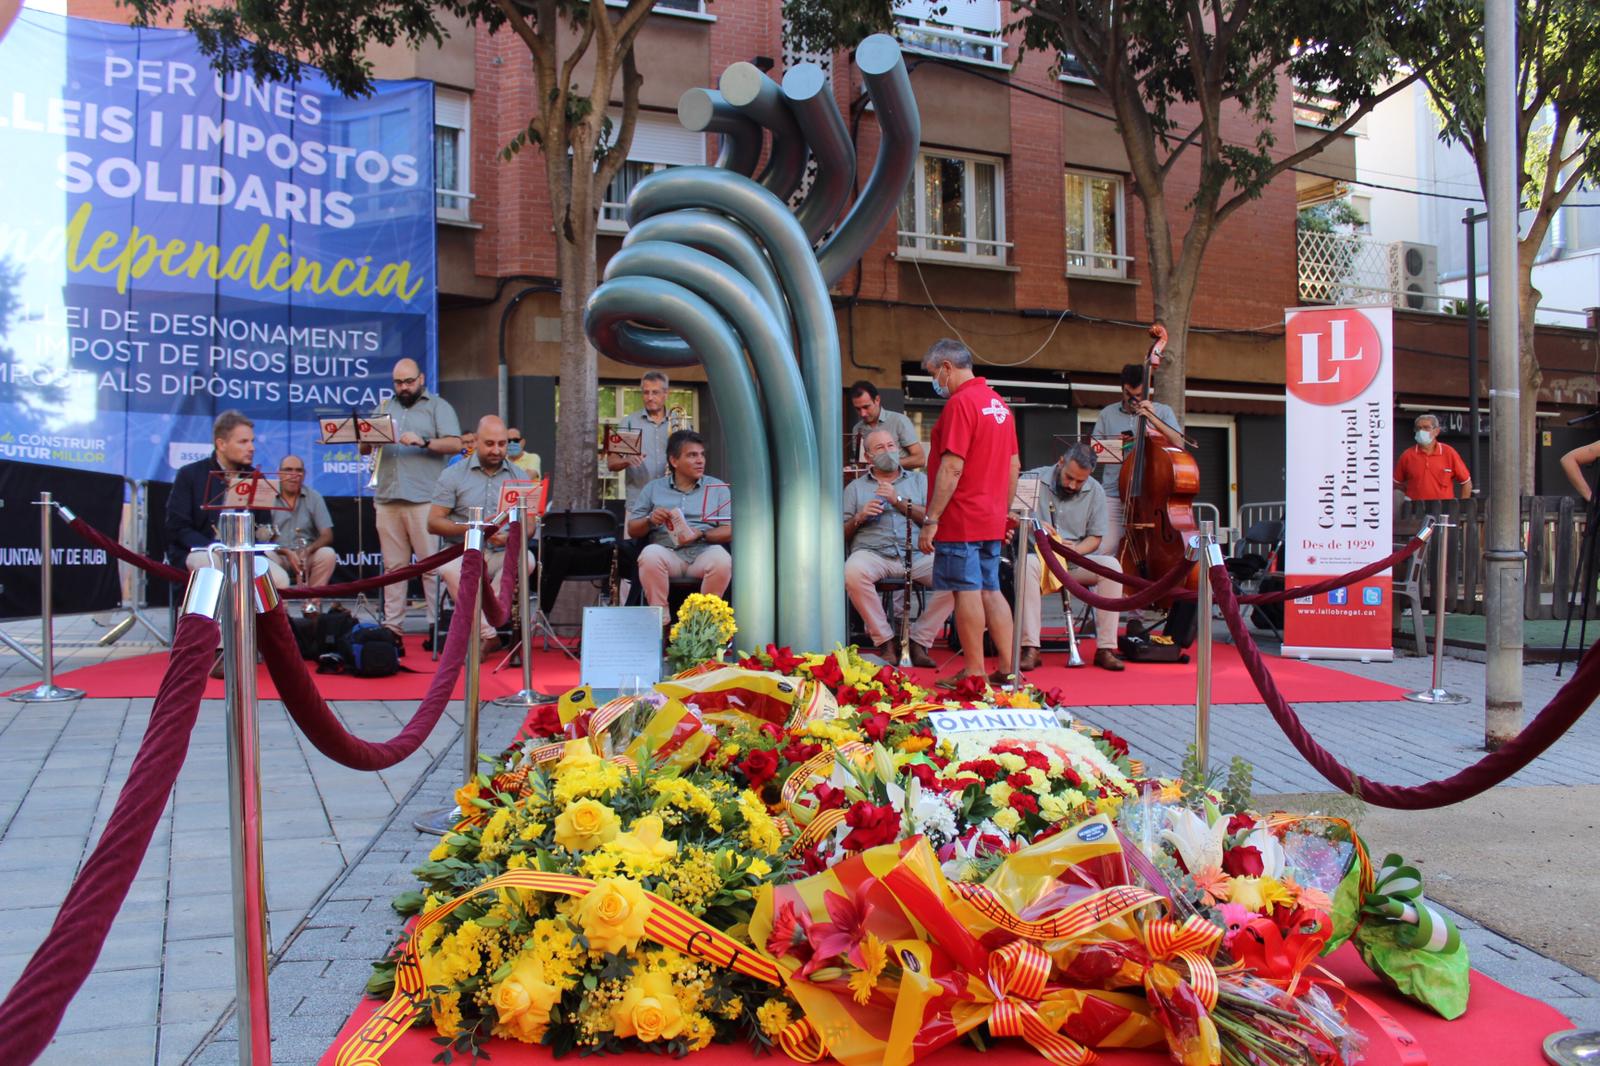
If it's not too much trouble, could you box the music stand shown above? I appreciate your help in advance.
[203,470,290,512]
[604,428,644,461]
[318,411,397,622]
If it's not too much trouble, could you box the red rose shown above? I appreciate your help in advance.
[928,753,950,770]
[782,739,823,765]
[873,665,899,686]
[1041,687,1067,706]
[859,711,892,741]
[952,775,983,792]
[809,657,844,689]
[527,704,564,738]
[1100,730,1130,758]
[1008,792,1040,816]
[739,749,780,791]
[953,675,988,701]
[1222,844,1265,878]
[841,801,902,851]
[1226,814,1258,836]
[837,685,864,707]
[813,783,850,811]
[737,653,765,670]
[907,762,938,788]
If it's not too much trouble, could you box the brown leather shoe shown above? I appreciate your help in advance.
[987,668,1018,687]
[1017,646,1042,672]
[869,638,898,662]
[1093,648,1125,671]
[908,641,936,669]
[935,670,986,690]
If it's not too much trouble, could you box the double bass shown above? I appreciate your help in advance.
[1116,324,1201,608]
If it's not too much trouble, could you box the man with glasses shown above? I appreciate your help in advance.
[507,427,542,477]
[607,370,674,509]
[271,456,337,614]
[361,358,462,636]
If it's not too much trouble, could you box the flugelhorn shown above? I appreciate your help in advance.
[667,405,690,434]
[1048,499,1085,668]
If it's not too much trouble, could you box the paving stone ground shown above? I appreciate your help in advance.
[2,610,1597,1065]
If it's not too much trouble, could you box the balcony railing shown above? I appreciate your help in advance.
[1296,229,1399,306]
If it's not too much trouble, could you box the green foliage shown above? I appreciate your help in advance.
[1222,755,1255,814]
[1443,297,1488,317]
[1297,198,1366,234]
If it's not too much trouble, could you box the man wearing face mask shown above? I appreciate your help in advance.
[1015,442,1126,671]
[506,428,542,477]
[1091,363,1184,556]
[843,429,954,665]
[918,339,1021,687]
[363,358,462,636]
[1393,413,1472,503]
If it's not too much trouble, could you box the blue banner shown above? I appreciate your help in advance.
[0,10,436,494]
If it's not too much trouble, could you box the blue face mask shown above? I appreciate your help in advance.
[508,442,524,458]
[931,369,949,399]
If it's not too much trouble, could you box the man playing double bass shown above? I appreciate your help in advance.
[1092,362,1185,556]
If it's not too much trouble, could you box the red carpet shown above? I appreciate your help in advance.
[1,638,1406,706]
[317,945,1570,1066]
[0,635,584,703]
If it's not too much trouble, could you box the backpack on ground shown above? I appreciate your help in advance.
[291,606,357,660]
[318,621,403,678]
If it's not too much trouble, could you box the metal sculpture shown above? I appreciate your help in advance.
[585,34,921,650]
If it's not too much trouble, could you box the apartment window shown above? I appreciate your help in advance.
[1058,50,1093,85]
[893,0,1007,67]
[595,383,700,500]
[897,151,1008,265]
[605,0,709,15]
[434,89,471,221]
[1064,170,1128,278]
[599,113,707,232]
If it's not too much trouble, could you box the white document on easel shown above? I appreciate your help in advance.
[581,607,664,690]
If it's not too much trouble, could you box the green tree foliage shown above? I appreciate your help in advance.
[784,0,1463,416]
[1422,0,1600,491]
[119,0,660,508]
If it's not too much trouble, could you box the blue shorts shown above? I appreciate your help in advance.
[932,540,1002,592]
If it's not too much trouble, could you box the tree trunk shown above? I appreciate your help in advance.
[1149,264,1199,429]
[552,228,600,509]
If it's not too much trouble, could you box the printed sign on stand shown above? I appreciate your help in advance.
[580,607,664,691]
[1282,305,1394,660]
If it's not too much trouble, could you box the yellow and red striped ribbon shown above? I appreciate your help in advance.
[981,941,1097,1066]
[780,741,869,809]
[333,869,783,1066]
[951,882,1160,943]
[1140,915,1224,1011]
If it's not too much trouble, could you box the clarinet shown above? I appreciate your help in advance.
[899,493,914,667]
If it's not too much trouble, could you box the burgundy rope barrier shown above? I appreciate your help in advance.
[258,549,485,771]
[0,612,217,1065]
[277,539,466,599]
[1033,531,1193,612]
[1236,534,1428,606]
[1043,537,1156,589]
[476,520,522,630]
[1211,563,1600,809]
[66,516,188,585]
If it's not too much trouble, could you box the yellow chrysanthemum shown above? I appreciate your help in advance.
[756,999,795,1038]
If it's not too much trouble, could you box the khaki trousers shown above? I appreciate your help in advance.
[438,549,534,640]
[1021,552,1122,650]
[843,549,954,648]
[375,501,438,632]
[274,546,338,607]
[638,544,731,607]
[186,549,289,589]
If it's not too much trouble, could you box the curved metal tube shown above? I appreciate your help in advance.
[625,211,788,322]
[718,63,809,205]
[626,166,846,649]
[816,34,921,287]
[605,242,823,651]
[678,88,762,177]
[585,278,777,648]
[782,62,856,246]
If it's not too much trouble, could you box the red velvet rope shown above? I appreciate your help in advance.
[476,521,522,630]
[257,548,485,771]
[67,516,189,585]
[1033,531,1194,611]
[0,612,217,1064]
[1211,563,1600,809]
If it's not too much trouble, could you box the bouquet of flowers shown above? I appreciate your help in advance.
[667,593,738,673]
[369,740,798,1060]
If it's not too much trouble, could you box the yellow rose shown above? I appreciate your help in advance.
[611,971,685,1042]
[492,959,562,1043]
[612,815,679,866]
[577,876,652,954]
[455,783,481,816]
[554,799,621,852]
[555,739,603,776]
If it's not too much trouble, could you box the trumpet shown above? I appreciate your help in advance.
[667,405,691,434]
[899,494,914,668]
[1048,499,1086,668]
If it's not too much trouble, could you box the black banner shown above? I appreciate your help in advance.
[0,461,125,620]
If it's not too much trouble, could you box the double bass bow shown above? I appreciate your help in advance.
[1116,323,1201,607]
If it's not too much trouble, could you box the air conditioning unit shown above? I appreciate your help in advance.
[1389,241,1440,312]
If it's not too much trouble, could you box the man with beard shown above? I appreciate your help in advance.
[362,358,461,636]
[842,428,951,664]
[1091,362,1184,556]
[166,409,290,588]
[428,416,530,656]
[1016,441,1125,671]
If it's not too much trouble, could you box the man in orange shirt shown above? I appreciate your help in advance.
[1393,413,1472,501]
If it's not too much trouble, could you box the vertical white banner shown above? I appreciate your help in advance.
[1282,305,1394,660]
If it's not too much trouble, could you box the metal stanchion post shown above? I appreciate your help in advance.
[1009,515,1029,692]
[12,492,85,704]
[1406,518,1470,705]
[218,511,274,1065]
[1193,521,1222,770]
[417,508,490,835]
[495,505,560,706]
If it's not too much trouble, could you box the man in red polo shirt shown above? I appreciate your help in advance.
[917,338,1021,687]
[1393,413,1472,501]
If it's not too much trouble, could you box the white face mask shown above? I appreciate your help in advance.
[1415,429,1434,446]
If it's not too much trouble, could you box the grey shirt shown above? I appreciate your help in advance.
[372,392,462,505]
[851,408,919,463]
[1090,399,1180,490]
[617,409,673,508]
[629,474,730,562]
[1020,463,1108,544]
[843,468,928,561]
[431,454,520,546]
[271,487,333,548]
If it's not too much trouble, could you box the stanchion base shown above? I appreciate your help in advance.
[413,806,463,836]
[1543,1028,1600,1065]
[493,688,563,708]
[10,684,87,703]
[1403,687,1472,705]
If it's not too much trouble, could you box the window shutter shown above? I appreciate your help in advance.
[435,89,470,130]
[616,113,706,166]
